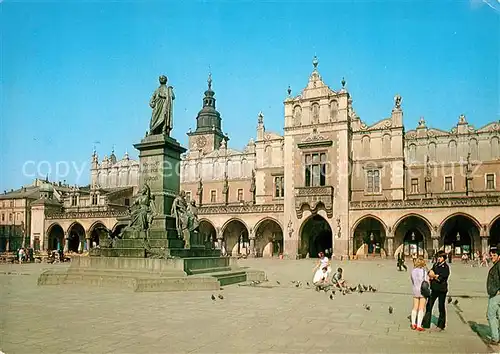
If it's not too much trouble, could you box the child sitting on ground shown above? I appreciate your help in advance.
[313,266,331,290]
[332,267,346,290]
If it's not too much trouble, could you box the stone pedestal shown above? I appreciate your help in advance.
[133,134,186,231]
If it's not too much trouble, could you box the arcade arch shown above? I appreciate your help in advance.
[199,219,216,246]
[440,214,480,258]
[300,215,332,258]
[67,222,85,253]
[254,218,283,257]
[88,221,106,248]
[490,216,500,247]
[393,215,432,258]
[352,216,386,256]
[222,219,249,256]
[46,224,64,251]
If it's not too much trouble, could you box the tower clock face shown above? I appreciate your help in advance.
[196,136,207,148]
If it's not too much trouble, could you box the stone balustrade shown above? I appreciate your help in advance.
[46,210,129,220]
[349,195,500,210]
[198,203,284,215]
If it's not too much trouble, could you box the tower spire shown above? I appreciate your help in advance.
[207,71,212,90]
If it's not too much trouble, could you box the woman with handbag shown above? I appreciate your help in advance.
[410,256,430,331]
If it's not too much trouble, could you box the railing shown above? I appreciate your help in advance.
[295,186,334,197]
[349,196,500,210]
[198,204,284,215]
[46,210,129,219]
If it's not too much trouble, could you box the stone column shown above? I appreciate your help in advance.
[432,236,439,253]
[249,237,256,258]
[85,237,91,251]
[78,239,83,253]
[215,227,223,250]
[386,237,394,257]
[482,236,489,255]
[63,232,69,253]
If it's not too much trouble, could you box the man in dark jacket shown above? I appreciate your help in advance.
[422,250,450,331]
[487,247,500,345]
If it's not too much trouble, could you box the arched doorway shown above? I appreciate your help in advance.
[254,219,283,257]
[352,216,386,256]
[199,220,216,248]
[300,215,332,258]
[222,219,249,256]
[440,214,480,258]
[112,223,127,238]
[490,217,500,248]
[394,215,432,259]
[67,222,85,253]
[88,222,106,248]
[46,224,64,251]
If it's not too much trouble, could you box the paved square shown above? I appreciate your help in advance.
[0,259,492,353]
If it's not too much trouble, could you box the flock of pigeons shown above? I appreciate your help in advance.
[211,278,460,314]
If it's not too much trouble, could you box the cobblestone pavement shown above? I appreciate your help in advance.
[0,258,493,353]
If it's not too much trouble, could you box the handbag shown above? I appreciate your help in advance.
[420,268,431,298]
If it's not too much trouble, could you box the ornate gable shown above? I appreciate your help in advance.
[354,118,392,132]
[476,121,500,134]
[296,56,336,101]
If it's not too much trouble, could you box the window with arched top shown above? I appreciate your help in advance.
[382,134,391,156]
[492,136,500,160]
[330,100,338,121]
[448,140,457,161]
[408,144,417,162]
[428,142,437,161]
[362,136,370,157]
[469,138,479,160]
[293,105,302,125]
[311,102,320,124]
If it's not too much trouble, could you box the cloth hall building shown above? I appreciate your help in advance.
[1,59,499,259]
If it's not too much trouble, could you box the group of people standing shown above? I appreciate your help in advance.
[410,247,500,346]
[410,251,449,332]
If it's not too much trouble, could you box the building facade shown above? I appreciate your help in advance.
[181,58,500,259]
[8,58,499,259]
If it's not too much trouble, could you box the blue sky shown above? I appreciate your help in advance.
[0,0,498,191]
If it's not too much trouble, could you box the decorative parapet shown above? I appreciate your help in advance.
[349,196,500,210]
[46,210,129,220]
[297,128,333,149]
[198,203,284,215]
[295,186,334,219]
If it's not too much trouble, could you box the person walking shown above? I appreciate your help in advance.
[397,252,408,271]
[487,247,500,345]
[410,257,429,331]
[422,250,450,331]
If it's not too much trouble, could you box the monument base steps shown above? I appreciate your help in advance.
[37,256,266,292]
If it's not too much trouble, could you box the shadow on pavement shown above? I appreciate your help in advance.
[469,320,493,348]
